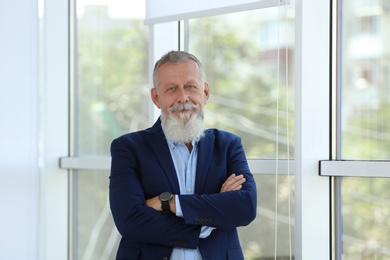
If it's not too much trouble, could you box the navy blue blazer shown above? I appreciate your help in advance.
[109,118,257,260]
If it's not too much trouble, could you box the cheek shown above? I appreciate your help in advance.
[196,94,207,106]
[159,100,173,112]
[188,93,202,103]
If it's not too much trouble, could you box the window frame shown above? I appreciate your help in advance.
[42,0,70,258]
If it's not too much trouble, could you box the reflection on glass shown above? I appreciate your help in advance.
[188,6,295,159]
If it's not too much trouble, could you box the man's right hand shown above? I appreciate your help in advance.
[220,173,246,193]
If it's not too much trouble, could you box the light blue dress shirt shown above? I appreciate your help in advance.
[166,139,212,260]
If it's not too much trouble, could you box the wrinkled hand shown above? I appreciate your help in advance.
[220,173,246,193]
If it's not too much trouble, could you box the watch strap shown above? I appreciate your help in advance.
[161,200,171,213]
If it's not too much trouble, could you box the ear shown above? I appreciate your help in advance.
[151,87,161,108]
[203,82,210,104]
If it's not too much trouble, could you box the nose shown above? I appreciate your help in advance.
[176,87,189,103]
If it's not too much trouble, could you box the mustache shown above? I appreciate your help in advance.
[168,103,199,112]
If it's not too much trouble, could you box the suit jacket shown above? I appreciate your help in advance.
[109,118,257,260]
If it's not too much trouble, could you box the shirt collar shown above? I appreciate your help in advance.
[166,138,197,150]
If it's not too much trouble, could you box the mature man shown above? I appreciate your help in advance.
[109,50,257,259]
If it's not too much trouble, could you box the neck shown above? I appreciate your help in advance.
[185,142,193,153]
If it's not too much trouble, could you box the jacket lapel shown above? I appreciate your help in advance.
[147,118,180,193]
[195,130,214,194]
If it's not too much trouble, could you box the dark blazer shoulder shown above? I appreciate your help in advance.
[204,128,240,141]
[114,118,163,143]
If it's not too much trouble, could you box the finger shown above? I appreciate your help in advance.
[220,174,236,191]
[221,174,245,192]
[224,174,243,187]
[228,177,246,190]
[225,173,237,183]
[232,184,242,191]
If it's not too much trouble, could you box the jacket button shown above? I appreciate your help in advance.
[163,257,168,260]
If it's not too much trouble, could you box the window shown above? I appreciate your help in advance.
[62,0,332,259]
[74,1,149,156]
[70,0,148,258]
[69,1,296,258]
[338,0,390,258]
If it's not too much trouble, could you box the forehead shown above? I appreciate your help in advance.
[157,60,202,83]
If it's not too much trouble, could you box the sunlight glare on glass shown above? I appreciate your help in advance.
[77,0,145,19]
[38,0,44,17]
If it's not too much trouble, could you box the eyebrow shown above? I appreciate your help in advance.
[163,80,198,88]
[185,80,198,85]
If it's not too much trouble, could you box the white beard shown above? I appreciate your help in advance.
[161,103,205,144]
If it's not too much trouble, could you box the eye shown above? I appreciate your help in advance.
[166,87,176,92]
[186,85,196,89]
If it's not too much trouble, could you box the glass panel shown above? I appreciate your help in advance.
[74,0,149,157]
[341,0,390,160]
[72,0,148,258]
[239,174,295,259]
[188,4,295,159]
[73,170,119,259]
[340,1,390,259]
[341,177,390,259]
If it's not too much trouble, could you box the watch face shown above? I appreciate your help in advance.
[160,192,172,201]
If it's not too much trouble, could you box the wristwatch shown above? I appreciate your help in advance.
[159,192,173,213]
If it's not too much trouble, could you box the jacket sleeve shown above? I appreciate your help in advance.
[109,136,201,249]
[178,134,257,229]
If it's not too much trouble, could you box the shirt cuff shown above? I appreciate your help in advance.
[175,195,183,217]
[200,226,213,239]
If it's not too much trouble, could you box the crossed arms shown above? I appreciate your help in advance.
[145,173,246,214]
[109,133,257,249]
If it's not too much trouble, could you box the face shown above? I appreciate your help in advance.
[151,60,210,119]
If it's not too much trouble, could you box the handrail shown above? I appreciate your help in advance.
[320,160,390,178]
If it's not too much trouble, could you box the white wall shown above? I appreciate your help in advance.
[0,0,69,259]
[0,0,40,259]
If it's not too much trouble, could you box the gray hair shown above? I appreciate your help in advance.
[152,50,206,88]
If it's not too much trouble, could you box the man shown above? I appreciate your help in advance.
[109,50,257,260]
